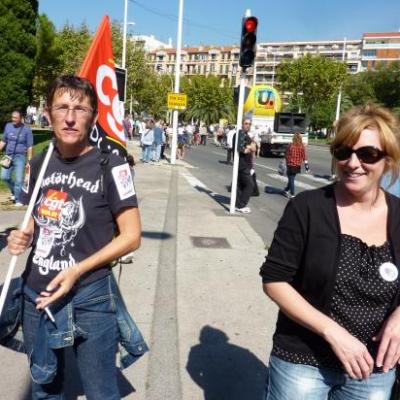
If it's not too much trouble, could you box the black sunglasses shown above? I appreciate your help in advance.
[333,145,386,164]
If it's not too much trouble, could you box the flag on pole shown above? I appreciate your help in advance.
[79,16,127,157]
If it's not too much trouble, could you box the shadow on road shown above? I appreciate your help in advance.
[264,186,286,196]
[186,325,267,400]
[194,186,230,211]
[141,230,173,240]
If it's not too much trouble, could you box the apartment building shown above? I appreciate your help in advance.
[147,32,399,86]
[148,45,242,86]
[361,32,400,70]
[254,39,361,86]
[131,35,172,52]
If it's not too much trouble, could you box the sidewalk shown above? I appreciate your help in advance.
[0,141,276,400]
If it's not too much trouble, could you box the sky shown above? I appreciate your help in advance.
[39,0,400,46]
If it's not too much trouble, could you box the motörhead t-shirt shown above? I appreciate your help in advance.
[21,147,138,293]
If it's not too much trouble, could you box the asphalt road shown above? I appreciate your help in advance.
[177,142,333,246]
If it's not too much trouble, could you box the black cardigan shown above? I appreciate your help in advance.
[260,184,400,356]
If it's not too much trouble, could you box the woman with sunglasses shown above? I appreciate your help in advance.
[260,104,400,399]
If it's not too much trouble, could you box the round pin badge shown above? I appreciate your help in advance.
[379,262,398,282]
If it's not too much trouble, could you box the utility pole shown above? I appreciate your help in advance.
[122,0,128,69]
[170,0,184,165]
[335,37,347,122]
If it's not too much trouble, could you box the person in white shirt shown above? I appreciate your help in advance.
[140,119,154,163]
[226,126,236,164]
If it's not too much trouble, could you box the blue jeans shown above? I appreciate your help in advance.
[22,282,119,400]
[1,153,26,202]
[154,143,162,161]
[142,144,152,162]
[285,173,296,195]
[265,355,396,400]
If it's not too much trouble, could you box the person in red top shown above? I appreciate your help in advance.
[283,132,309,198]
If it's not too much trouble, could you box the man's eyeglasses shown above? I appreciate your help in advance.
[51,105,93,117]
[332,145,386,164]
[243,122,252,126]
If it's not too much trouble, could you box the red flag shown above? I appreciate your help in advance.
[79,16,126,156]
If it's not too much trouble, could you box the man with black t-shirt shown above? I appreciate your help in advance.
[233,118,256,213]
[7,75,143,399]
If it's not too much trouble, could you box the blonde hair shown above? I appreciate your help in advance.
[292,132,303,146]
[331,104,400,182]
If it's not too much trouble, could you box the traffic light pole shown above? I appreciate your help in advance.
[229,70,247,214]
[170,0,184,165]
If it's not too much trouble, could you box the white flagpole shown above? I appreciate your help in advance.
[0,140,55,318]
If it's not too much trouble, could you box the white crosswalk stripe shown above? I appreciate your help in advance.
[264,174,316,190]
[299,173,331,184]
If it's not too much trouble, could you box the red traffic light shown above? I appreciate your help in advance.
[244,17,257,33]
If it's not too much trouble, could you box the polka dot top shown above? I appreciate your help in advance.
[272,233,398,370]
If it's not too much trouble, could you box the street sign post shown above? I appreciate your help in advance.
[167,92,187,110]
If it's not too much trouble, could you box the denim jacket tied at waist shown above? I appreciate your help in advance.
[0,274,148,384]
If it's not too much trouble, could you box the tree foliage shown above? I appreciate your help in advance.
[55,22,91,75]
[0,0,38,127]
[32,14,62,102]
[276,54,347,127]
[370,62,400,110]
[180,75,235,125]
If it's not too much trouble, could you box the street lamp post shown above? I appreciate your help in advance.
[122,0,135,119]
[271,52,277,87]
[122,0,128,69]
[335,37,347,122]
[170,0,184,165]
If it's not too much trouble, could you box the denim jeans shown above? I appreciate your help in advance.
[22,279,120,400]
[142,144,152,162]
[154,143,162,161]
[265,355,396,400]
[285,173,296,195]
[1,153,26,202]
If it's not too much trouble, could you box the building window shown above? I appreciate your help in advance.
[363,50,376,58]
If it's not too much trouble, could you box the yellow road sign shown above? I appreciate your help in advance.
[167,92,187,110]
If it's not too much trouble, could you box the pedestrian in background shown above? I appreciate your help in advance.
[140,118,154,163]
[6,75,146,399]
[200,124,208,145]
[234,118,256,213]
[283,132,309,198]
[152,120,164,163]
[0,109,33,206]
[261,104,400,399]
[226,125,236,164]
[122,113,132,141]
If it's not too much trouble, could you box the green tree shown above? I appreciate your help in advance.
[125,41,156,116]
[370,61,400,109]
[55,22,91,75]
[180,75,235,125]
[111,21,123,66]
[343,72,377,106]
[0,0,38,127]
[32,14,62,102]
[276,54,347,127]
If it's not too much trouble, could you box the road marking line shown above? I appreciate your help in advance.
[266,174,316,190]
[300,174,331,184]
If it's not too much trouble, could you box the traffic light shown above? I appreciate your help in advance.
[239,16,258,69]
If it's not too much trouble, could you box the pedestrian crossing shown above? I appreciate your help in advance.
[191,149,332,197]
